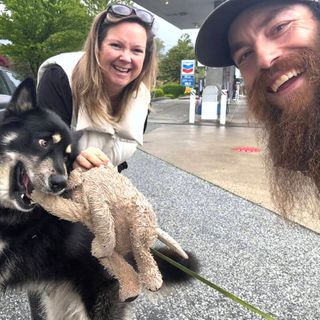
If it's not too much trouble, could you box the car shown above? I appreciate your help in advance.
[0,66,21,110]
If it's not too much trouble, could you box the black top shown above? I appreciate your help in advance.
[37,64,73,126]
[36,64,151,172]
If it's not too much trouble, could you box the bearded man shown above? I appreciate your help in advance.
[195,0,320,215]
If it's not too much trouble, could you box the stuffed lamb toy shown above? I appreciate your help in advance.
[31,164,188,302]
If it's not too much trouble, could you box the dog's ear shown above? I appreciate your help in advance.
[71,130,83,156]
[7,78,37,113]
[73,130,84,144]
[66,130,84,174]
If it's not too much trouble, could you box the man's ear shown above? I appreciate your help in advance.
[7,78,37,113]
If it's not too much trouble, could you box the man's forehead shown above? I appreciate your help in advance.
[228,2,313,44]
[230,2,298,30]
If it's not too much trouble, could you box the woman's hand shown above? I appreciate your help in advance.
[74,147,110,169]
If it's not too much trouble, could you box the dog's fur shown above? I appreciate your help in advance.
[0,79,197,320]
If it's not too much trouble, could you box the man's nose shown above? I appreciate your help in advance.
[256,42,281,69]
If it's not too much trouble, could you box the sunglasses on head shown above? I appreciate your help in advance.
[105,4,154,26]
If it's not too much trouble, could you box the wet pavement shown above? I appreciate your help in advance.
[1,97,320,319]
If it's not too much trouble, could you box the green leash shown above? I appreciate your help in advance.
[151,248,277,320]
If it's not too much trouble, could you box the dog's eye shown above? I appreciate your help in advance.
[38,139,48,148]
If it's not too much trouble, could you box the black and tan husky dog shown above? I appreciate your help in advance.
[0,79,196,320]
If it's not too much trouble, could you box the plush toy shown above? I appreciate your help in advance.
[31,164,188,302]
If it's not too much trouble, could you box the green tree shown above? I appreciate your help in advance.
[0,0,91,78]
[158,33,195,83]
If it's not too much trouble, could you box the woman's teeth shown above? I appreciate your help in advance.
[114,66,130,73]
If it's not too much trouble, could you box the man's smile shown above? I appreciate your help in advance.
[269,68,304,93]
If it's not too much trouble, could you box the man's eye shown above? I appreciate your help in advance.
[238,50,253,65]
[272,22,290,36]
[38,139,48,148]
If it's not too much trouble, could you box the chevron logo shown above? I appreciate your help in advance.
[181,60,195,75]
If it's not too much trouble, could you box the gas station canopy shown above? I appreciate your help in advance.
[134,0,223,29]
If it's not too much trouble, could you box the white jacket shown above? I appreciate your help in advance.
[38,52,150,166]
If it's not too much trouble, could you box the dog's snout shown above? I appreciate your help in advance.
[49,175,67,193]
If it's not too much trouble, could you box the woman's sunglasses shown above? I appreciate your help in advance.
[106,4,154,27]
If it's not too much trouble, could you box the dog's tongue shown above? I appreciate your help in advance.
[22,174,32,197]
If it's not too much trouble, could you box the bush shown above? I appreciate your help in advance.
[151,88,164,98]
[161,83,185,98]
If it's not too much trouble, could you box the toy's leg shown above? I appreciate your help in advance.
[130,225,163,292]
[98,251,141,302]
[88,197,115,256]
[31,190,87,223]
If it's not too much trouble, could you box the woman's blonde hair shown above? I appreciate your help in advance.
[71,9,157,125]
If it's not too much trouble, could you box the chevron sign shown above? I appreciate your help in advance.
[181,60,195,75]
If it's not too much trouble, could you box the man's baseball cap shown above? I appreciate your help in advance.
[195,0,318,67]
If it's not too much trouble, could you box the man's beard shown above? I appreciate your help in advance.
[247,48,320,215]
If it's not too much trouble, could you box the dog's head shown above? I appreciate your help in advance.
[0,78,77,212]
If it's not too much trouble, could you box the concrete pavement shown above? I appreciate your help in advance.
[127,151,320,320]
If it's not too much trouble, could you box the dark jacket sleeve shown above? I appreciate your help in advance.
[37,64,73,126]
[117,109,149,173]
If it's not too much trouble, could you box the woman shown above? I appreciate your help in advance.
[29,4,157,319]
[37,3,156,171]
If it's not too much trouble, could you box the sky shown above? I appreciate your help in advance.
[154,16,198,50]
[153,16,199,52]
[133,2,199,52]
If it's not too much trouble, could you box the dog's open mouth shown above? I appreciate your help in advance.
[11,162,35,211]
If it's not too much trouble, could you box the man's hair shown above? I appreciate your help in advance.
[71,10,157,125]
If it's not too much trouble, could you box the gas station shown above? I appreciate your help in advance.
[134,0,238,87]
[134,0,239,123]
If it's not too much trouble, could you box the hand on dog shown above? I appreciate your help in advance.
[74,147,110,169]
